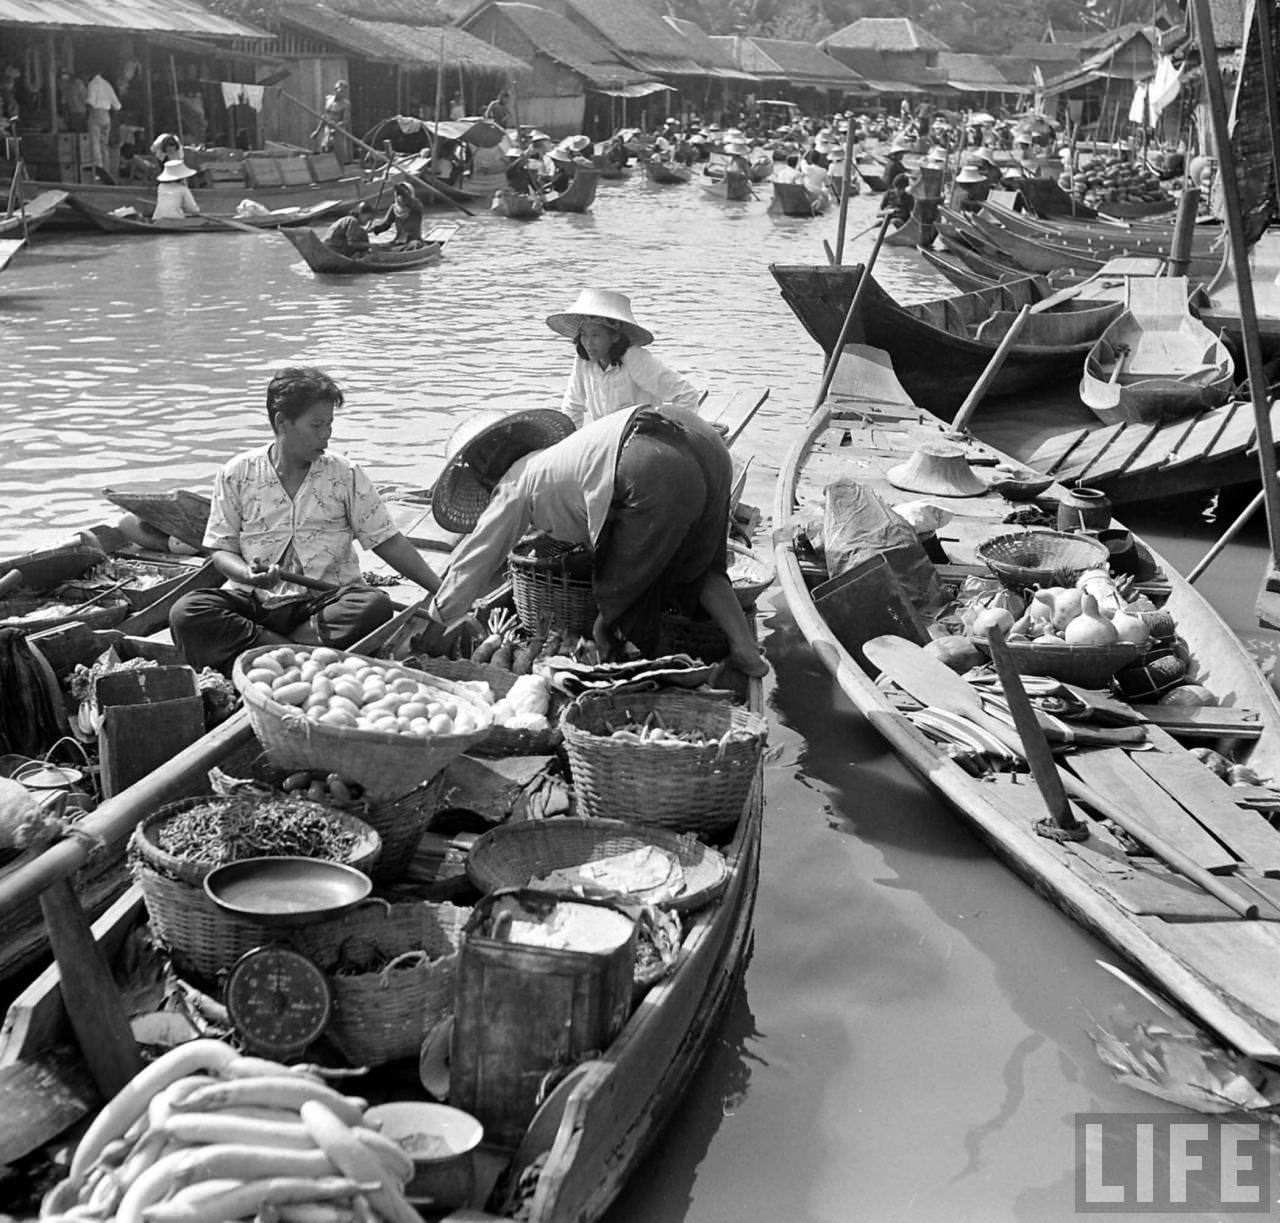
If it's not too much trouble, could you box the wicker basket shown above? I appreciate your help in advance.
[207,747,443,880]
[130,794,381,983]
[560,691,766,835]
[409,656,562,757]
[296,898,470,1068]
[973,637,1143,686]
[466,817,728,914]
[232,645,492,802]
[508,537,596,638]
[976,531,1109,589]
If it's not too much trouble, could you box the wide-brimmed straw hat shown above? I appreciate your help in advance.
[157,160,196,182]
[955,164,987,183]
[549,149,574,163]
[560,134,591,153]
[432,408,575,532]
[545,288,654,348]
[887,441,986,497]
[723,141,750,156]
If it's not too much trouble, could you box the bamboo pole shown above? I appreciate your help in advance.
[430,30,445,169]
[833,113,857,263]
[1187,485,1264,584]
[170,55,184,146]
[1190,0,1280,566]
[1253,0,1280,199]
[278,89,474,217]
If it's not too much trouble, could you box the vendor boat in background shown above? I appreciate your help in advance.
[543,169,600,214]
[644,160,692,185]
[282,224,457,274]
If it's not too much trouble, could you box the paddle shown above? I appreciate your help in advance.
[947,303,1033,436]
[1090,342,1131,412]
[862,634,1260,920]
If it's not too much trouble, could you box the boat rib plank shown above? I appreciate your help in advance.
[1160,402,1239,470]
[1067,749,1236,872]
[1203,402,1261,461]
[1039,423,1129,478]
[1110,411,1211,475]
[1131,727,1280,872]
[1066,422,1163,482]
[1026,427,1094,474]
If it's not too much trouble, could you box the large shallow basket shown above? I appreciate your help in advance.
[466,817,729,914]
[974,637,1143,686]
[508,537,597,638]
[409,656,562,757]
[296,898,470,1068]
[130,794,380,983]
[232,645,492,802]
[561,691,766,835]
[976,530,1109,589]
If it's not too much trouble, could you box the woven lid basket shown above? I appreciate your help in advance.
[295,897,470,1068]
[408,655,562,757]
[232,645,492,802]
[466,816,729,914]
[129,793,380,983]
[560,690,766,836]
[976,530,1109,589]
[973,636,1143,687]
[508,537,597,638]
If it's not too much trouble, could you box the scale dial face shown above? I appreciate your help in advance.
[225,945,332,1058]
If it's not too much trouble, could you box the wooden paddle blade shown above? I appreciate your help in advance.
[862,634,986,720]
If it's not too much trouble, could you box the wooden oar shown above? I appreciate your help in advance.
[1089,342,1131,412]
[862,634,1260,920]
[947,303,1032,437]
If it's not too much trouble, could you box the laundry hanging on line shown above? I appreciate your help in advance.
[220,82,264,111]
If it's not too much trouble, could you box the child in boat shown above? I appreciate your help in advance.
[878,174,914,227]
[547,289,699,429]
[323,202,373,257]
[170,368,441,674]
[370,182,424,247]
[418,407,767,676]
[151,160,201,221]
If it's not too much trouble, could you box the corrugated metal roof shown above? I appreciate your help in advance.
[744,36,865,87]
[663,15,757,77]
[0,0,266,36]
[559,0,708,75]
[708,34,786,79]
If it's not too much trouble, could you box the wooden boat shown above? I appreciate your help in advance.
[491,188,544,219]
[769,262,1123,416]
[747,152,775,183]
[0,237,23,274]
[0,623,764,1223]
[882,212,931,248]
[775,343,1280,1066]
[980,200,1221,260]
[1098,197,1178,220]
[1198,231,1280,348]
[211,198,350,230]
[0,189,69,238]
[700,169,754,203]
[770,181,828,217]
[544,168,599,214]
[63,195,252,236]
[644,159,691,185]
[854,153,888,191]
[1080,275,1235,425]
[282,224,455,274]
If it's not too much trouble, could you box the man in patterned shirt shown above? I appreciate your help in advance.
[170,368,442,672]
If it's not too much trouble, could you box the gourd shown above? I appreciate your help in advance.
[1051,588,1084,630]
[971,607,1014,638]
[1110,608,1152,646]
[1063,593,1118,645]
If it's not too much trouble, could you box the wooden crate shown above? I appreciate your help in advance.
[243,158,284,188]
[278,158,312,186]
[306,152,342,182]
[202,162,246,184]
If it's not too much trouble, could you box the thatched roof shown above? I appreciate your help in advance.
[309,0,445,22]
[663,16,758,78]
[477,2,650,88]
[558,0,707,75]
[1007,39,1082,61]
[934,51,1015,87]
[275,3,528,70]
[824,18,950,52]
[709,34,785,79]
[743,36,866,88]
[0,0,264,36]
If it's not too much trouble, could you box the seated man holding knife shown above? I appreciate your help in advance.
[171,367,442,673]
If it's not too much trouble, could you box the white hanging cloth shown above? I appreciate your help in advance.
[1128,82,1149,127]
[1148,55,1182,117]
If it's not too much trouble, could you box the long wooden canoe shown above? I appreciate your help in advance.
[0,190,68,239]
[0,237,23,274]
[282,225,452,273]
[770,262,1122,416]
[882,212,931,248]
[980,200,1222,260]
[774,343,1280,1065]
[491,188,544,219]
[63,195,252,236]
[700,169,754,203]
[0,635,764,1223]
[1080,275,1235,425]
[644,159,691,185]
[854,153,888,191]
[210,197,350,229]
[544,168,599,213]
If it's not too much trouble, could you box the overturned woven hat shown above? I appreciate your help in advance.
[432,408,575,532]
[887,441,986,497]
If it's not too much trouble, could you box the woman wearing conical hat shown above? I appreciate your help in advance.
[548,289,699,429]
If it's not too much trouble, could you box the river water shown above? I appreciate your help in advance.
[2,177,1277,1223]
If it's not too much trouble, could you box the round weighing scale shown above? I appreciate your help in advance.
[204,857,372,1059]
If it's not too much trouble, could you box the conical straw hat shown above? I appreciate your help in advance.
[432,408,575,532]
[886,441,986,497]
[545,289,654,347]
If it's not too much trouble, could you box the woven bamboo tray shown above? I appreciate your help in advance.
[232,645,492,802]
[976,530,1109,589]
[296,898,470,1067]
[561,691,766,836]
[508,537,597,637]
[973,636,1143,686]
[466,817,729,913]
[130,794,381,982]
[409,656,562,756]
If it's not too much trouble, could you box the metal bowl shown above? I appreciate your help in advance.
[203,856,372,927]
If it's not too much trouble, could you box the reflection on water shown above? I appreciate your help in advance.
[4,178,1277,1223]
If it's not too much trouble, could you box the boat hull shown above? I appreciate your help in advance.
[544,169,600,213]
[491,189,544,219]
[282,227,446,273]
[644,161,691,185]
[770,181,826,216]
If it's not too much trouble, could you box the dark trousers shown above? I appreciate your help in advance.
[170,585,393,674]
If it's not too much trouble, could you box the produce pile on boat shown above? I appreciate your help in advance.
[1065,155,1170,210]
[238,646,485,738]
[45,1039,424,1223]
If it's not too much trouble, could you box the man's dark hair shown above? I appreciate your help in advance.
[266,368,344,429]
